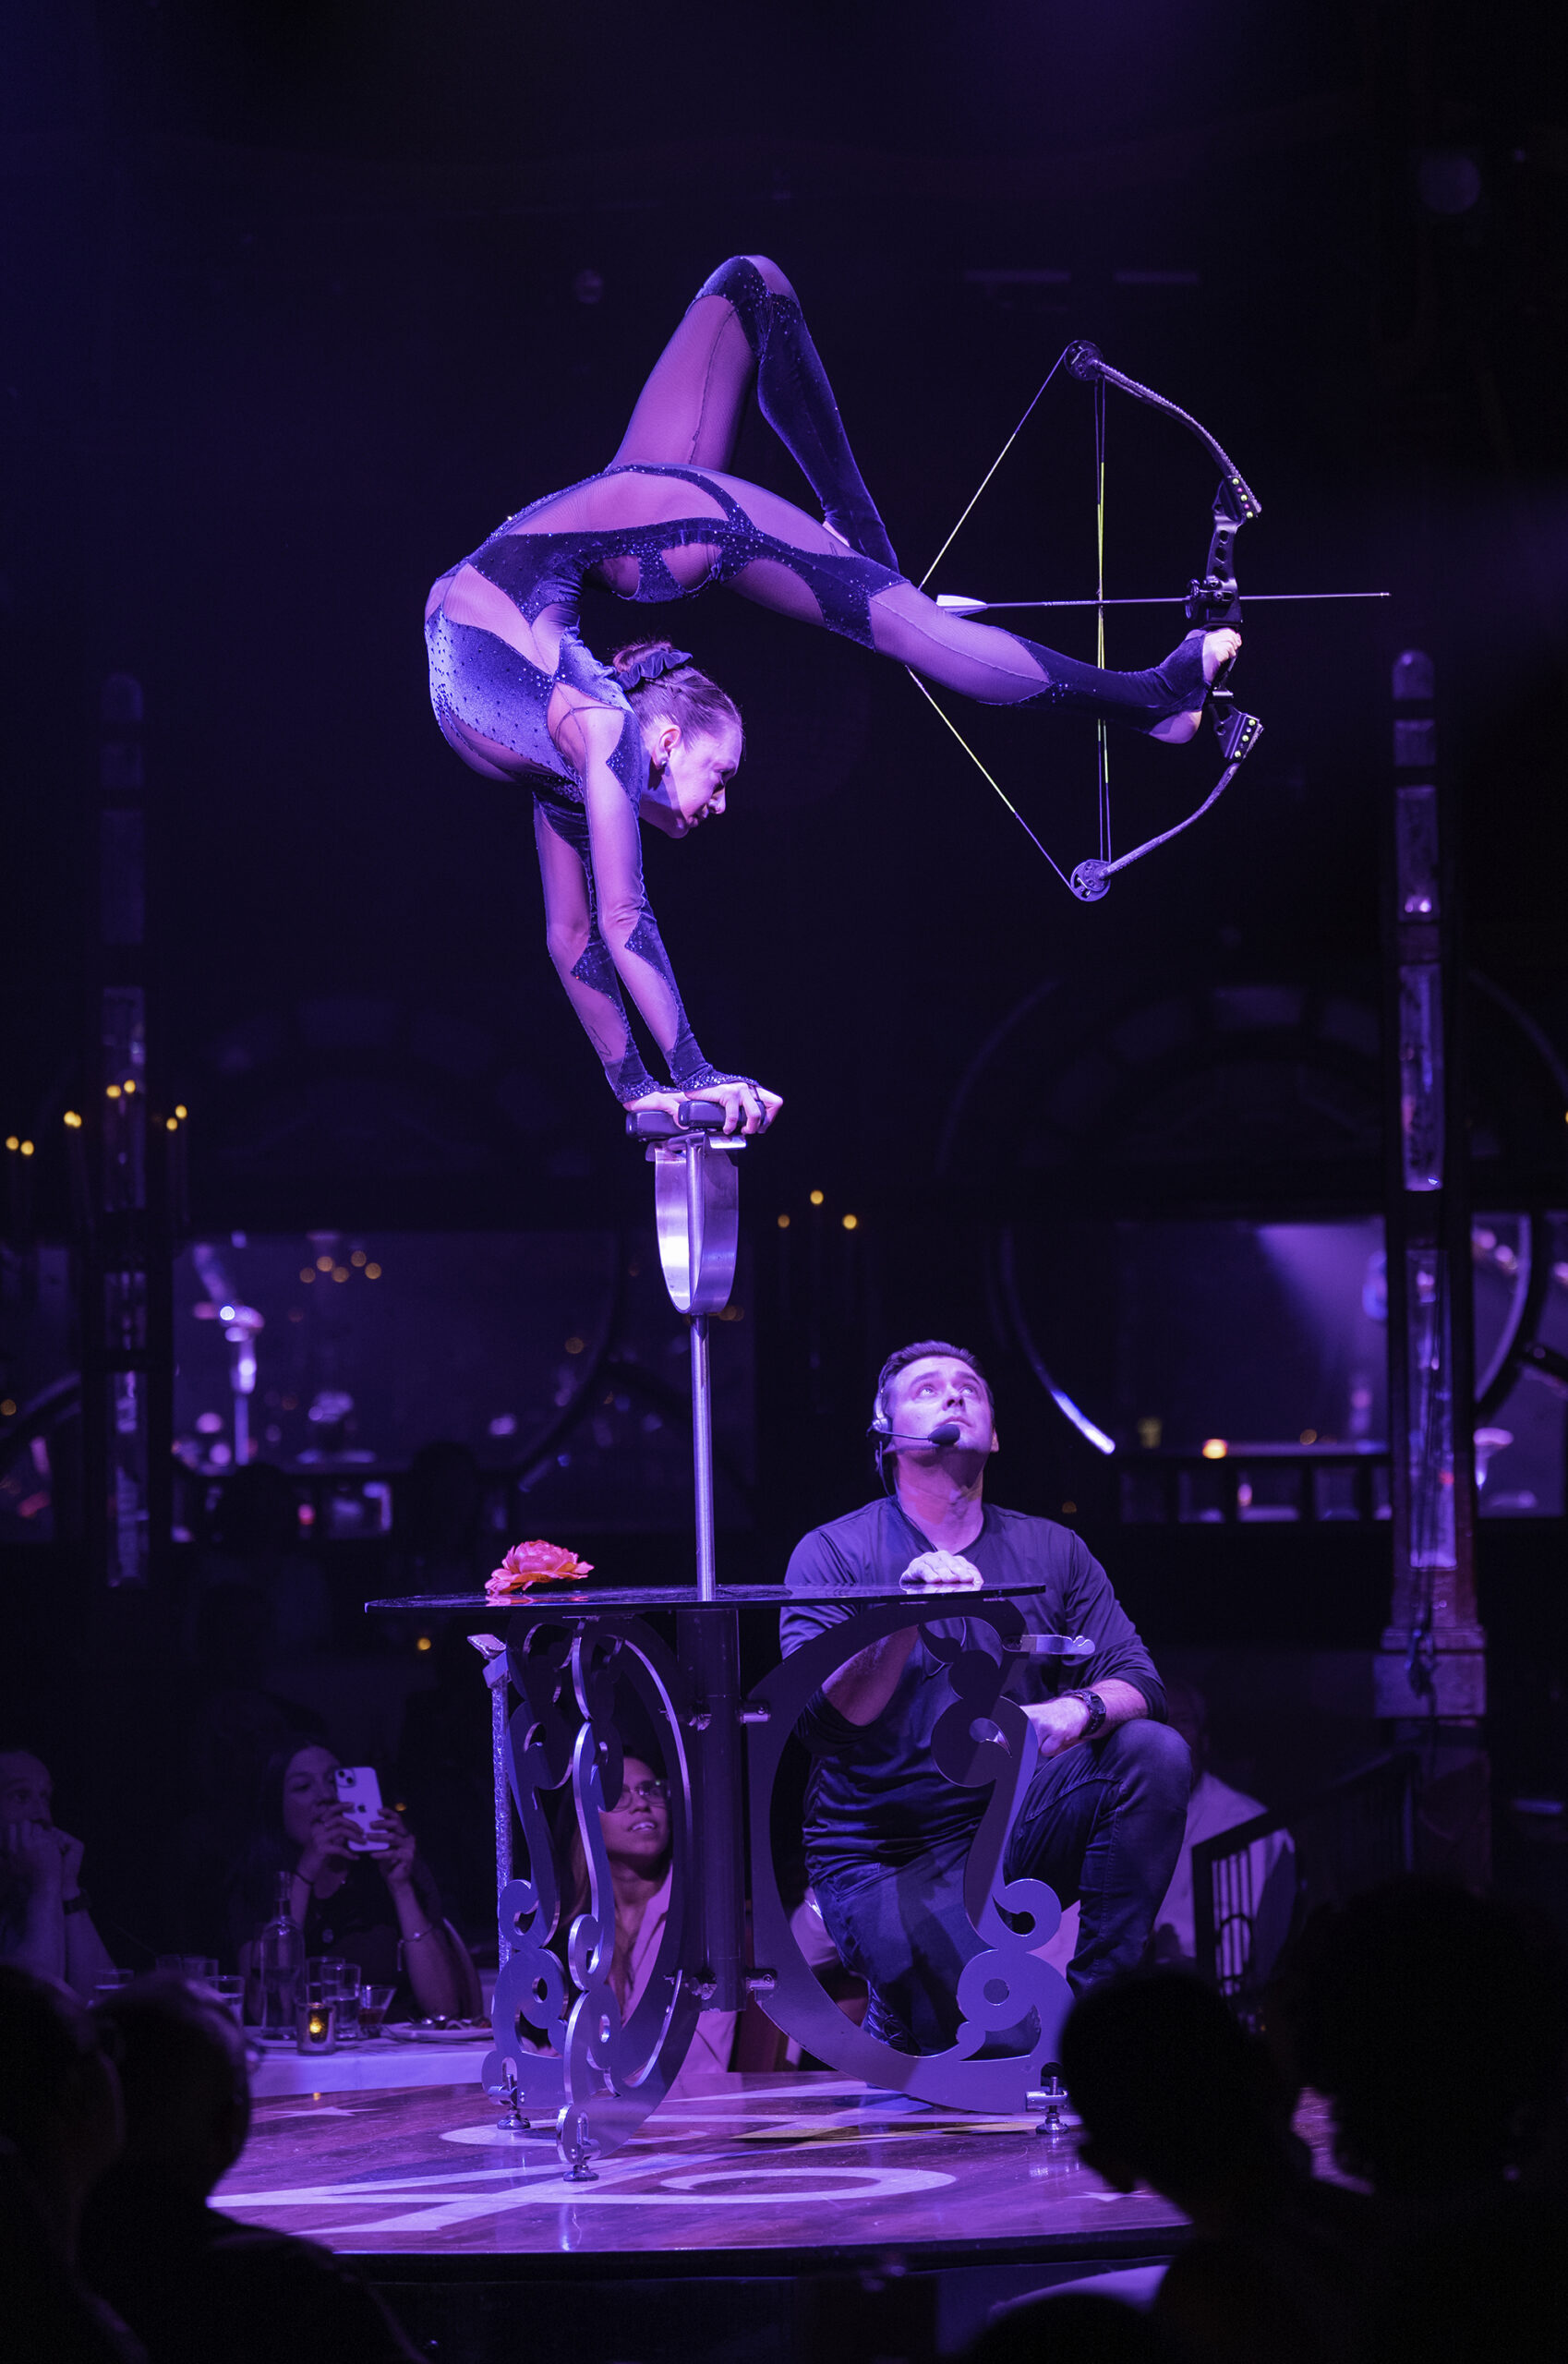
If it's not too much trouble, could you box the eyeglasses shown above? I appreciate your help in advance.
[612,1779,669,1809]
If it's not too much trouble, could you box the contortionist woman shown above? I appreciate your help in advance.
[425,257,1241,1138]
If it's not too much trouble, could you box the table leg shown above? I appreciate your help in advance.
[680,1605,746,2015]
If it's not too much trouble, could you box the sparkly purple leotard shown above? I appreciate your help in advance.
[426,258,1209,1104]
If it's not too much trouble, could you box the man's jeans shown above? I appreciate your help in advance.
[809,1719,1191,2055]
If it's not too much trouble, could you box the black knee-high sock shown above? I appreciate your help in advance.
[1006,627,1210,730]
[696,258,899,573]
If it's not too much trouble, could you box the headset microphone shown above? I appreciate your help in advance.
[866,1419,963,1450]
[867,1414,967,1496]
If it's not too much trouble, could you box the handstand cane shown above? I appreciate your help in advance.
[626,1101,749,2017]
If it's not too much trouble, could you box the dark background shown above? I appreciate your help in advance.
[4,0,1567,1956]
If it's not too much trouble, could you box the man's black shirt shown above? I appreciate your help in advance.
[780,1496,1164,1868]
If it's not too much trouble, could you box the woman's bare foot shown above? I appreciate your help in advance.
[1148,628,1242,744]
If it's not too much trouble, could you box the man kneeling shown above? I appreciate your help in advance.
[781,1340,1189,2054]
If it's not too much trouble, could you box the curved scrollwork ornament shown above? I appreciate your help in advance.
[744,1597,1073,2107]
[483,1611,701,2176]
[484,1622,576,2117]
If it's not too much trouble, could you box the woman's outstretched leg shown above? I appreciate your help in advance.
[610,277,760,475]
[612,257,897,570]
[701,462,1237,736]
[867,577,1239,737]
[711,476,1237,732]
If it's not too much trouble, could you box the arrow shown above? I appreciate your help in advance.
[935,592,1391,615]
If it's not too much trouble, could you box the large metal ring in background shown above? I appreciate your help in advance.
[653,1135,740,1315]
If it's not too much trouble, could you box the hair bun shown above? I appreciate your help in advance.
[611,641,694,692]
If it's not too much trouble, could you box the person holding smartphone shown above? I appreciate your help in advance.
[228,1743,470,2022]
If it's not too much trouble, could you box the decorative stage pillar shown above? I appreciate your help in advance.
[1374,646,1490,1880]
[79,673,174,1587]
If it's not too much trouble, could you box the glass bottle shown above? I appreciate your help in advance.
[256,1869,304,2033]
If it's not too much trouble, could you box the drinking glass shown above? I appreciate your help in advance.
[306,1956,358,2033]
[92,1970,133,2001]
[296,1984,338,2054]
[182,1956,220,1983]
[358,1984,396,2037]
[211,1975,247,2022]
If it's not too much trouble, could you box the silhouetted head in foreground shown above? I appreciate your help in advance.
[0,1964,123,2242]
[1061,1971,1297,2225]
[92,1976,249,2201]
[1286,1878,1568,2202]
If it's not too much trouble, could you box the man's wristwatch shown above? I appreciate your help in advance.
[63,1892,91,1916]
[1063,1689,1107,1739]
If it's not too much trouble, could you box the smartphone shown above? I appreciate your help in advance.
[332,1765,385,1852]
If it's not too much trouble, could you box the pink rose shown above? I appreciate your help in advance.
[486,1539,595,1597]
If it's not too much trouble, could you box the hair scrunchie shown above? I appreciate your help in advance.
[616,646,694,693]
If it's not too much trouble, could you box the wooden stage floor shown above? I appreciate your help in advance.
[218,2068,1189,2271]
[216,2071,1349,2361]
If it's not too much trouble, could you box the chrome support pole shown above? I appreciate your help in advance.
[640,1106,742,1599]
[691,1308,717,1604]
[682,1604,745,2013]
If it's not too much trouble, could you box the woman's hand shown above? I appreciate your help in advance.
[54,1827,86,1900]
[296,1802,358,1884]
[0,1819,64,1898]
[621,1088,689,1126]
[702,1079,782,1138]
[367,1808,418,1891]
[623,1081,782,1138]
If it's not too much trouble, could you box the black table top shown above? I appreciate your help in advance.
[365,1576,1054,1613]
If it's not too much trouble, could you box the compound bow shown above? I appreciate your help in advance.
[911,341,1382,901]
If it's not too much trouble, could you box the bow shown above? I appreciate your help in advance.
[911,340,1268,902]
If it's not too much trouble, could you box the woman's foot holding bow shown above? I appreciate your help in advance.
[1147,627,1242,744]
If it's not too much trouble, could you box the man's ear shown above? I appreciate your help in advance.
[988,1427,1000,1455]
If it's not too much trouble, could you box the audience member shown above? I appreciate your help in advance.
[559,1752,736,2080]
[227,1742,475,2020]
[1286,1877,1568,2212]
[0,1964,142,2362]
[0,1748,118,1996]
[1060,1971,1373,2364]
[81,1974,419,2364]
[1285,1878,1568,2363]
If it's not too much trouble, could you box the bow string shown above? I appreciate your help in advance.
[911,339,1268,902]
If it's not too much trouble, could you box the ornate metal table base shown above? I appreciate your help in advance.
[481,1612,701,2177]
[745,1596,1075,2107]
[476,1586,1081,2171]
